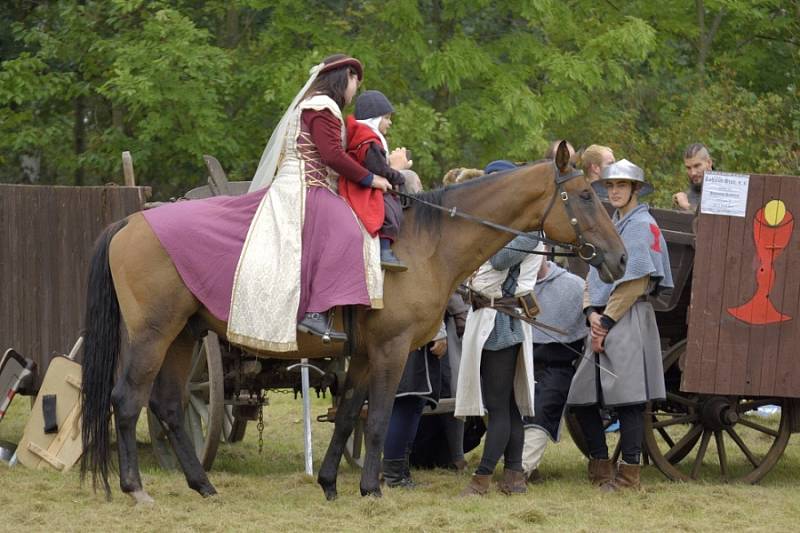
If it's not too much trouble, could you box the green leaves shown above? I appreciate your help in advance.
[0,0,796,202]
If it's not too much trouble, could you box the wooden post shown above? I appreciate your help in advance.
[122,151,136,186]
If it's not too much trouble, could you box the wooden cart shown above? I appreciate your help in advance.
[567,173,800,483]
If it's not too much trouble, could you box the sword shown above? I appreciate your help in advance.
[517,311,618,379]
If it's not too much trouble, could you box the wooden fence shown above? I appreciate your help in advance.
[682,174,800,397]
[0,184,149,389]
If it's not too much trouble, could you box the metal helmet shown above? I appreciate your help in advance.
[592,158,653,196]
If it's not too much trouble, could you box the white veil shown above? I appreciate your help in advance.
[248,62,325,192]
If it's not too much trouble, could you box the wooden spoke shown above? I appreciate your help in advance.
[666,392,699,409]
[725,427,759,468]
[189,394,209,424]
[188,380,210,394]
[737,398,779,413]
[189,344,205,381]
[664,424,703,462]
[652,413,697,429]
[714,430,728,480]
[737,417,780,438]
[690,430,712,480]
[656,426,676,448]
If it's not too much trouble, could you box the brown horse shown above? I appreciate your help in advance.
[80,143,626,504]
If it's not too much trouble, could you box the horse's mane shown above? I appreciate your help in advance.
[411,159,551,237]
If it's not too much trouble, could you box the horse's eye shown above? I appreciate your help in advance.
[580,190,592,201]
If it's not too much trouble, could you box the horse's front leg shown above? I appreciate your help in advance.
[360,338,409,497]
[317,350,370,501]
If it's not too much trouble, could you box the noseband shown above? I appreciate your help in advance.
[537,163,606,268]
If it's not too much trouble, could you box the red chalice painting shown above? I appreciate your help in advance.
[728,199,794,325]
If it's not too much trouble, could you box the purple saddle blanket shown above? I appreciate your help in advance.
[142,188,268,321]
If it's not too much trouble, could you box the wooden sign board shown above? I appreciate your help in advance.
[682,173,800,397]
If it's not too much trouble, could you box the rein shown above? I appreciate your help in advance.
[394,163,605,267]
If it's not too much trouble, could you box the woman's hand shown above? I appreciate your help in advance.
[430,339,448,358]
[371,175,392,192]
[389,148,412,170]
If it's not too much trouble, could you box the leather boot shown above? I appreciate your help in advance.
[382,458,415,489]
[497,469,527,495]
[451,458,469,473]
[601,462,641,492]
[459,474,491,497]
[588,458,614,486]
[297,312,347,343]
[380,247,407,272]
[526,468,543,484]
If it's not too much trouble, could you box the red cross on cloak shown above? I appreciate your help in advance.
[650,223,662,252]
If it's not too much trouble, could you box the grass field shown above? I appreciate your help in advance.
[1,390,799,533]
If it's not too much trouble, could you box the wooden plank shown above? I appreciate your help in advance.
[698,213,730,390]
[712,175,755,394]
[122,151,136,186]
[0,185,147,388]
[682,209,712,392]
[754,175,792,395]
[773,175,800,396]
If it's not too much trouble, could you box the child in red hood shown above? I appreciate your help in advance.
[342,90,410,272]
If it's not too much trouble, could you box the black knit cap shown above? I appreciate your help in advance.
[354,90,395,120]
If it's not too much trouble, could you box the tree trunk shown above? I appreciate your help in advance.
[695,0,724,86]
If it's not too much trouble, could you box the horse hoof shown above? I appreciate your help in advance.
[201,487,218,498]
[323,487,338,501]
[360,486,382,498]
[129,490,155,506]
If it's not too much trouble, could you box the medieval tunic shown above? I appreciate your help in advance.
[567,203,674,407]
[227,94,383,351]
[454,235,543,418]
[523,262,588,440]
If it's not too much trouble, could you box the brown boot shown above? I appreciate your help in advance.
[602,462,641,492]
[526,468,543,485]
[497,469,527,495]
[452,458,469,474]
[588,458,614,486]
[460,474,491,497]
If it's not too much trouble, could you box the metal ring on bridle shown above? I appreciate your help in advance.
[577,242,598,262]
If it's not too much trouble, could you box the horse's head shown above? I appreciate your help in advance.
[536,141,627,282]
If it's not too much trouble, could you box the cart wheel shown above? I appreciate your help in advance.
[644,340,792,483]
[222,405,247,443]
[564,409,623,464]
[147,332,225,470]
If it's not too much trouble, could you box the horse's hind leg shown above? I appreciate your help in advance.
[111,327,170,505]
[317,350,370,501]
[149,329,217,497]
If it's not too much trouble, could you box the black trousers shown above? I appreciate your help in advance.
[476,345,524,475]
[379,192,403,242]
[573,403,645,464]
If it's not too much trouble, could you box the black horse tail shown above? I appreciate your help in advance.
[80,218,128,497]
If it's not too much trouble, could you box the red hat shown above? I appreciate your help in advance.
[320,54,363,81]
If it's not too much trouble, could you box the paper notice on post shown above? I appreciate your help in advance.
[700,171,750,217]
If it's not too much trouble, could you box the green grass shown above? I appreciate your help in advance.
[1,391,799,532]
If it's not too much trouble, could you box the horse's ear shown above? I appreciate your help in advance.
[555,140,570,171]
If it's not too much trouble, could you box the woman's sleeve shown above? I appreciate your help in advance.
[305,109,371,183]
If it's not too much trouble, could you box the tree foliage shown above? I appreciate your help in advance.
[1,0,797,203]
